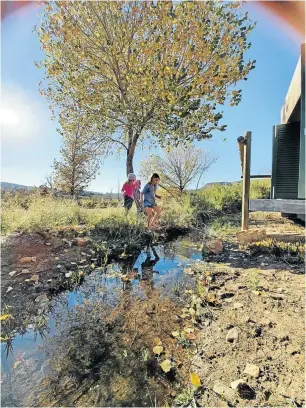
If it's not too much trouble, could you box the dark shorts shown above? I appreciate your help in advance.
[124,196,134,210]
[144,201,157,209]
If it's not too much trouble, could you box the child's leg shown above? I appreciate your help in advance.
[151,205,161,227]
[124,197,133,215]
[145,207,153,229]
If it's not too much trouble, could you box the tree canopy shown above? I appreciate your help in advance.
[36,1,255,174]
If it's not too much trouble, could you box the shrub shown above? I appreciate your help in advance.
[195,179,270,213]
[162,195,196,228]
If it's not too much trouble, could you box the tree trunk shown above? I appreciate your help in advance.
[126,142,136,176]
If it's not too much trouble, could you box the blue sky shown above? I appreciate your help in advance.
[1,2,303,192]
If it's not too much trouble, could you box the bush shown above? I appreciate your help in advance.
[162,195,196,228]
[194,179,270,213]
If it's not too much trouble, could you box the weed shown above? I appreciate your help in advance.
[177,332,192,348]
[141,348,149,362]
[248,268,260,291]
[174,385,195,406]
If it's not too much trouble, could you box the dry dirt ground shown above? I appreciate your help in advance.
[186,212,305,407]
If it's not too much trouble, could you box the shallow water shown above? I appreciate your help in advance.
[1,237,202,407]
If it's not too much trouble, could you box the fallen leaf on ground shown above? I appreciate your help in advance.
[14,361,21,369]
[0,314,13,321]
[190,372,201,387]
[6,287,13,293]
[171,331,180,338]
[153,337,163,346]
[186,333,196,340]
[30,275,39,282]
[160,359,172,373]
[153,346,164,355]
[9,271,16,277]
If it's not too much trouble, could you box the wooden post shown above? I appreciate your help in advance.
[241,131,252,230]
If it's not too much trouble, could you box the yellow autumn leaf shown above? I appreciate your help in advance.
[14,361,21,369]
[190,372,201,387]
[0,336,9,341]
[160,359,172,373]
[153,337,162,346]
[153,345,164,355]
[0,314,13,321]
[171,331,180,338]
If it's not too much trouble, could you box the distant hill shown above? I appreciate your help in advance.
[1,182,35,191]
[1,182,118,198]
[202,182,234,189]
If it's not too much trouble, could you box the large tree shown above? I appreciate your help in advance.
[36,1,255,175]
[139,146,216,194]
[53,121,100,197]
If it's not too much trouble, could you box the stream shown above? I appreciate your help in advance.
[1,237,203,407]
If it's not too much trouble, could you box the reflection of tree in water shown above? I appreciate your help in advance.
[26,282,187,408]
[162,242,177,261]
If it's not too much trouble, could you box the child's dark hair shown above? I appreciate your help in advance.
[149,173,160,183]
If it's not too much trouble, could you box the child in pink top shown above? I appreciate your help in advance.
[121,173,136,214]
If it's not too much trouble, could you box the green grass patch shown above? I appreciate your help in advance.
[195,179,270,213]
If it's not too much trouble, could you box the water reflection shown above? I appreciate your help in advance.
[1,238,202,407]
